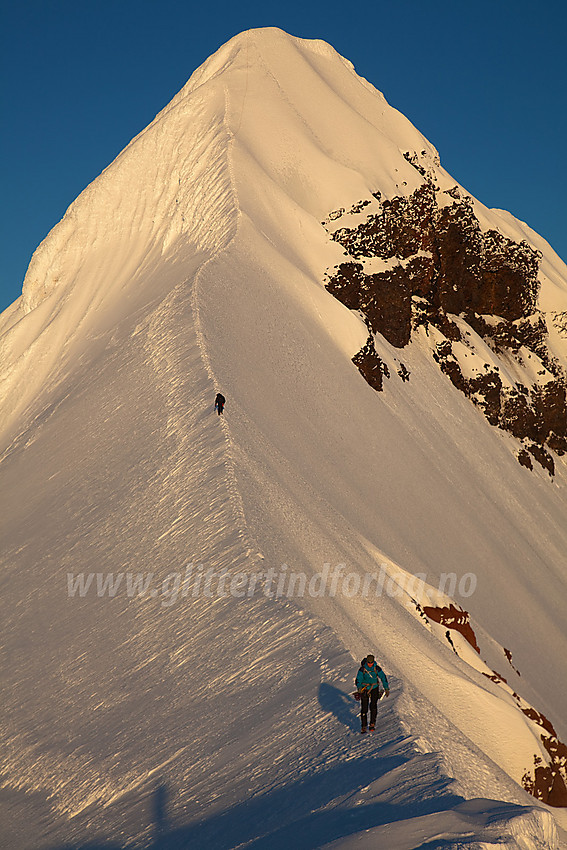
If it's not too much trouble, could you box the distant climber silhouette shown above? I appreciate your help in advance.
[214,392,226,415]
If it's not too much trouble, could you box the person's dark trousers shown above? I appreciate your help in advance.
[360,688,380,728]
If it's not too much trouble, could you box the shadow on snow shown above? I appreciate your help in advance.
[47,684,463,850]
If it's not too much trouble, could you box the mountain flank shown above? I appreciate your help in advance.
[324,150,567,474]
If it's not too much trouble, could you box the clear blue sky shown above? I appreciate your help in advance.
[1,0,566,313]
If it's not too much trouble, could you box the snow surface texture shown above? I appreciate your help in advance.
[1,27,566,849]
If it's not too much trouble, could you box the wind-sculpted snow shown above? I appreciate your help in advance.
[0,81,237,437]
[1,26,567,849]
[21,97,236,315]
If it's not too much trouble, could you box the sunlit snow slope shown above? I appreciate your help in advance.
[1,27,566,850]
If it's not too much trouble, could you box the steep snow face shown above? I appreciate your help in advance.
[191,25,567,813]
[21,83,235,315]
[1,26,567,849]
[199,29,567,474]
[0,75,236,437]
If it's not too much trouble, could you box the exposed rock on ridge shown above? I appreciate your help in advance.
[422,601,567,807]
[323,155,567,473]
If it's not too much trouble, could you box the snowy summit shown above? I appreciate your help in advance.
[1,27,567,849]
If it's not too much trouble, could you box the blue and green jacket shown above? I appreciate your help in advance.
[355,659,389,693]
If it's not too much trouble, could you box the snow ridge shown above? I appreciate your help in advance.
[1,26,567,849]
[189,81,257,567]
[0,69,237,444]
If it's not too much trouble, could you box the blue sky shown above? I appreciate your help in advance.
[1,0,566,312]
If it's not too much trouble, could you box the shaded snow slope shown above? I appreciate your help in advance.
[0,78,236,440]
[1,26,566,849]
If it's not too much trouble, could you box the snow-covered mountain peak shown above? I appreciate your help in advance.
[183,26,388,101]
[13,28,431,316]
[2,26,445,430]
[184,27,355,90]
[2,28,567,849]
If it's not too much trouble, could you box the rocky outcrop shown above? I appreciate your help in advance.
[326,261,411,347]
[422,603,481,654]
[323,168,567,474]
[432,340,560,476]
[522,711,567,807]
[351,335,385,391]
[330,182,436,263]
[420,601,567,807]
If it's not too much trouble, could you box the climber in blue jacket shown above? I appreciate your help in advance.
[355,654,389,733]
